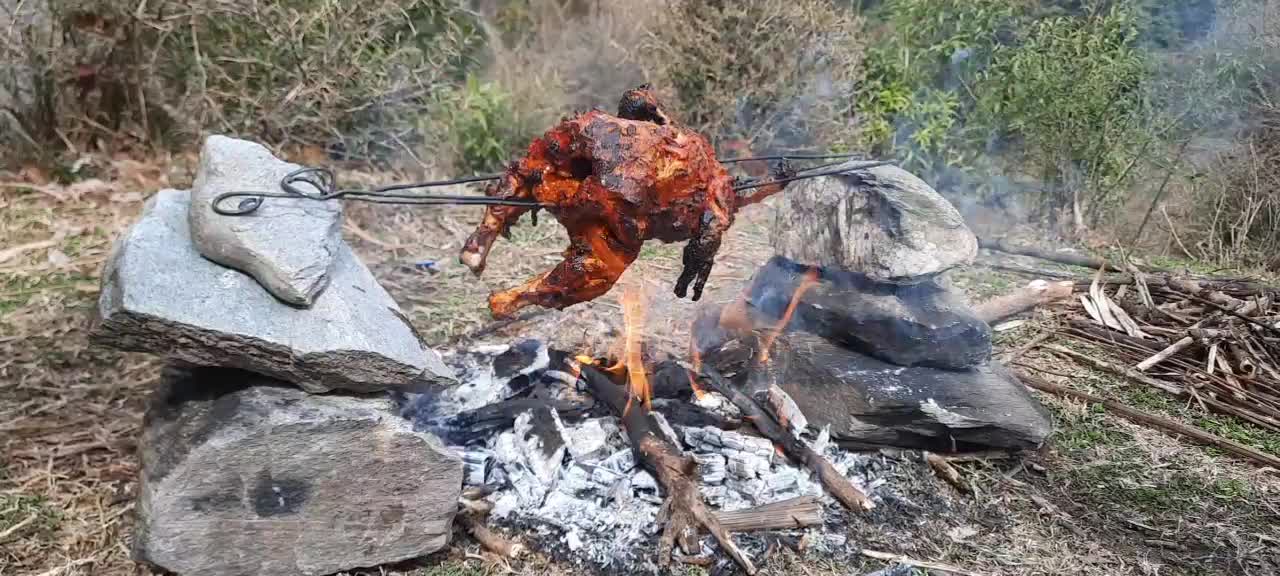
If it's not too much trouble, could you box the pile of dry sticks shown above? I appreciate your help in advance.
[979,238,1280,468]
[1058,268,1280,435]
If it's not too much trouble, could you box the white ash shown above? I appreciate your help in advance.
[416,347,891,571]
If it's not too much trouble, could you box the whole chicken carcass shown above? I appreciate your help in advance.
[460,86,791,318]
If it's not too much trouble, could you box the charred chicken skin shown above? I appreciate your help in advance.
[461,86,791,318]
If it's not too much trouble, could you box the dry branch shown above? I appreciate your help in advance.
[458,513,525,559]
[978,237,1165,273]
[860,549,990,576]
[701,367,874,511]
[1136,336,1195,371]
[579,365,757,574]
[1015,370,1280,470]
[974,279,1075,324]
[924,452,969,494]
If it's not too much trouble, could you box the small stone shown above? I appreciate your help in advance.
[771,163,977,282]
[632,470,658,492]
[93,189,455,393]
[190,135,342,306]
[134,365,461,576]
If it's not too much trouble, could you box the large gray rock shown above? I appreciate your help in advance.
[93,189,455,393]
[135,365,462,576]
[190,135,341,306]
[771,163,978,282]
[696,309,1051,452]
[746,256,991,370]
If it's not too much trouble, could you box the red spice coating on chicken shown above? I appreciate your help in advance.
[461,86,787,318]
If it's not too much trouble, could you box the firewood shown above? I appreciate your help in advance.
[1136,336,1195,371]
[1044,343,1280,432]
[578,365,757,574]
[924,452,970,494]
[1015,370,1280,470]
[458,513,525,559]
[710,496,824,532]
[973,279,1074,324]
[700,367,874,511]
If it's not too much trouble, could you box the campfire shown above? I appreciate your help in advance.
[94,106,1052,576]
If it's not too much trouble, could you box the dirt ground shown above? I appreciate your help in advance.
[2,155,1278,576]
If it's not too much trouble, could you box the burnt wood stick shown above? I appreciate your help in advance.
[699,367,874,511]
[577,366,757,575]
[1016,370,1280,470]
[710,496,824,532]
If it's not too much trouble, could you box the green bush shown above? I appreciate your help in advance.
[429,76,535,174]
[857,0,1158,229]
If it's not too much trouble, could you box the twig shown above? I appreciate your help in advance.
[924,452,970,494]
[1136,336,1195,372]
[0,511,38,543]
[458,513,524,559]
[978,237,1166,273]
[1130,138,1192,248]
[860,549,989,576]
[1015,370,1280,470]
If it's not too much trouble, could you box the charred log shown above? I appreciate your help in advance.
[578,365,757,574]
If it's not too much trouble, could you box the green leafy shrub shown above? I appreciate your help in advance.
[430,76,536,174]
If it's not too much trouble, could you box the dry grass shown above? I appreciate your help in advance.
[4,154,1280,575]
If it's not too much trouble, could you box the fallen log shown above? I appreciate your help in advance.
[1015,370,1280,470]
[701,367,874,511]
[973,279,1075,324]
[578,365,757,574]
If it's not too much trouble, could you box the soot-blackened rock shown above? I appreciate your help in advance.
[747,256,992,370]
[134,365,462,576]
[750,331,1051,451]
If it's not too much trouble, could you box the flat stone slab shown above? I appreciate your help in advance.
[134,365,463,576]
[746,256,991,370]
[93,189,455,393]
[697,309,1050,452]
[771,163,977,283]
[190,135,342,306]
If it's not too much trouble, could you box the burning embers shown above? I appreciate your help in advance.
[398,290,881,573]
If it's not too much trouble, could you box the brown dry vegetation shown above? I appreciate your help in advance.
[3,154,1280,576]
[4,1,1280,575]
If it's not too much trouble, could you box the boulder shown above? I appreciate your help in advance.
[746,256,991,370]
[190,135,341,306]
[765,332,1048,451]
[771,163,977,282]
[93,189,455,393]
[696,310,1051,452]
[134,365,462,576]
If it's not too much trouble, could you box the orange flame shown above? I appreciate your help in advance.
[621,287,652,414]
[687,324,709,401]
[758,268,820,363]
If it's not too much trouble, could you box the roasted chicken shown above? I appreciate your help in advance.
[461,86,791,318]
